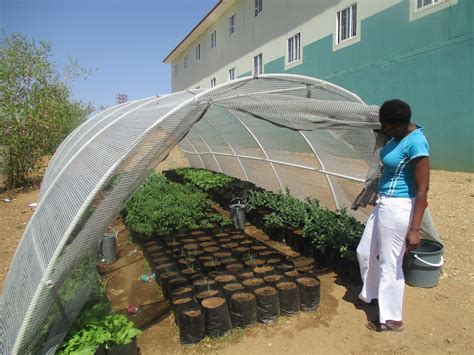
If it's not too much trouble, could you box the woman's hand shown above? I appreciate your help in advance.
[406,230,421,252]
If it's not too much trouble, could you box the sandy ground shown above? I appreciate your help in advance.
[1,146,473,354]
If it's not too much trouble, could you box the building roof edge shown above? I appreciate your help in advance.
[163,0,224,64]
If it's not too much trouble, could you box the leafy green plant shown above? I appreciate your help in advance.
[172,168,234,191]
[333,208,365,260]
[74,302,111,329]
[208,213,232,227]
[302,198,338,253]
[122,173,213,238]
[245,189,272,213]
[263,212,284,229]
[103,314,142,347]
[58,326,105,355]
[59,312,141,354]
[302,198,365,258]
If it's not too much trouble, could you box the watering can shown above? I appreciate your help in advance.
[101,227,118,264]
[229,197,246,230]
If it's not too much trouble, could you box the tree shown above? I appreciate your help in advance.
[0,32,93,188]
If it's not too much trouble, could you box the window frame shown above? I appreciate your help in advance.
[228,67,236,81]
[253,53,263,76]
[210,78,216,87]
[255,0,263,17]
[195,44,201,61]
[229,13,236,36]
[409,0,455,22]
[183,55,188,70]
[211,30,217,49]
[287,32,301,64]
[416,0,441,10]
[336,3,357,45]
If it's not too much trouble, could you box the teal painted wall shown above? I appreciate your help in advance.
[265,0,473,172]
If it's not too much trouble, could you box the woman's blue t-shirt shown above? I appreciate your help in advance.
[378,126,429,198]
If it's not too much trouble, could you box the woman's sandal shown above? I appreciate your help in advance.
[367,319,404,332]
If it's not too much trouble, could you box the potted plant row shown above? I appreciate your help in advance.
[164,168,257,211]
[128,169,364,284]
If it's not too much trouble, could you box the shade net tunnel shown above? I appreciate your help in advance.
[1,74,388,353]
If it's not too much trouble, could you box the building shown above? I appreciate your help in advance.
[164,0,473,171]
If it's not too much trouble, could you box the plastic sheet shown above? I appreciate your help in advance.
[202,297,232,338]
[178,310,205,345]
[254,286,280,324]
[230,293,257,328]
[172,297,199,326]
[296,277,321,311]
[277,282,300,316]
[193,279,218,294]
[222,283,244,309]
[171,286,194,302]
[242,278,265,292]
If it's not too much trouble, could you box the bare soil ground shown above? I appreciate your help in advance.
[1,147,473,354]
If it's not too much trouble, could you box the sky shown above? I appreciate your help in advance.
[1,0,218,110]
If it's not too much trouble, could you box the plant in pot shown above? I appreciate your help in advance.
[207,213,233,233]
[334,208,364,277]
[340,247,361,284]
[263,213,285,242]
[59,325,109,355]
[276,190,308,252]
[245,189,267,227]
[243,191,255,225]
[103,314,142,355]
[59,302,117,355]
[302,198,338,268]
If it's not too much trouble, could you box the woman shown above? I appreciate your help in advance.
[357,99,430,332]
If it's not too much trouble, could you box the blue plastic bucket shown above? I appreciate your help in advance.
[403,239,443,288]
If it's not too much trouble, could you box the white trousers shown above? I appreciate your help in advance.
[357,196,414,323]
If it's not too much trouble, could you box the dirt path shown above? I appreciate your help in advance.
[1,147,473,354]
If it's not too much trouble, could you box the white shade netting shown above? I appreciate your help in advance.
[1,74,384,354]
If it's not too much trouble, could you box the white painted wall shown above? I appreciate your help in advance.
[170,0,401,92]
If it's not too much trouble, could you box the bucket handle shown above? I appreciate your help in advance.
[414,254,444,268]
[108,226,118,239]
[229,197,243,205]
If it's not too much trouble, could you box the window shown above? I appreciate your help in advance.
[253,53,263,75]
[211,30,217,49]
[336,3,357,44]
[210,78,216,87]
[287,33,301,63]
[228,67,236,81]
[174,64,178,77]
[229,13,236,35]
[417,0,441,9]
[195,44,200,61]
[255,0,263,16]
[183,55,188,70]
